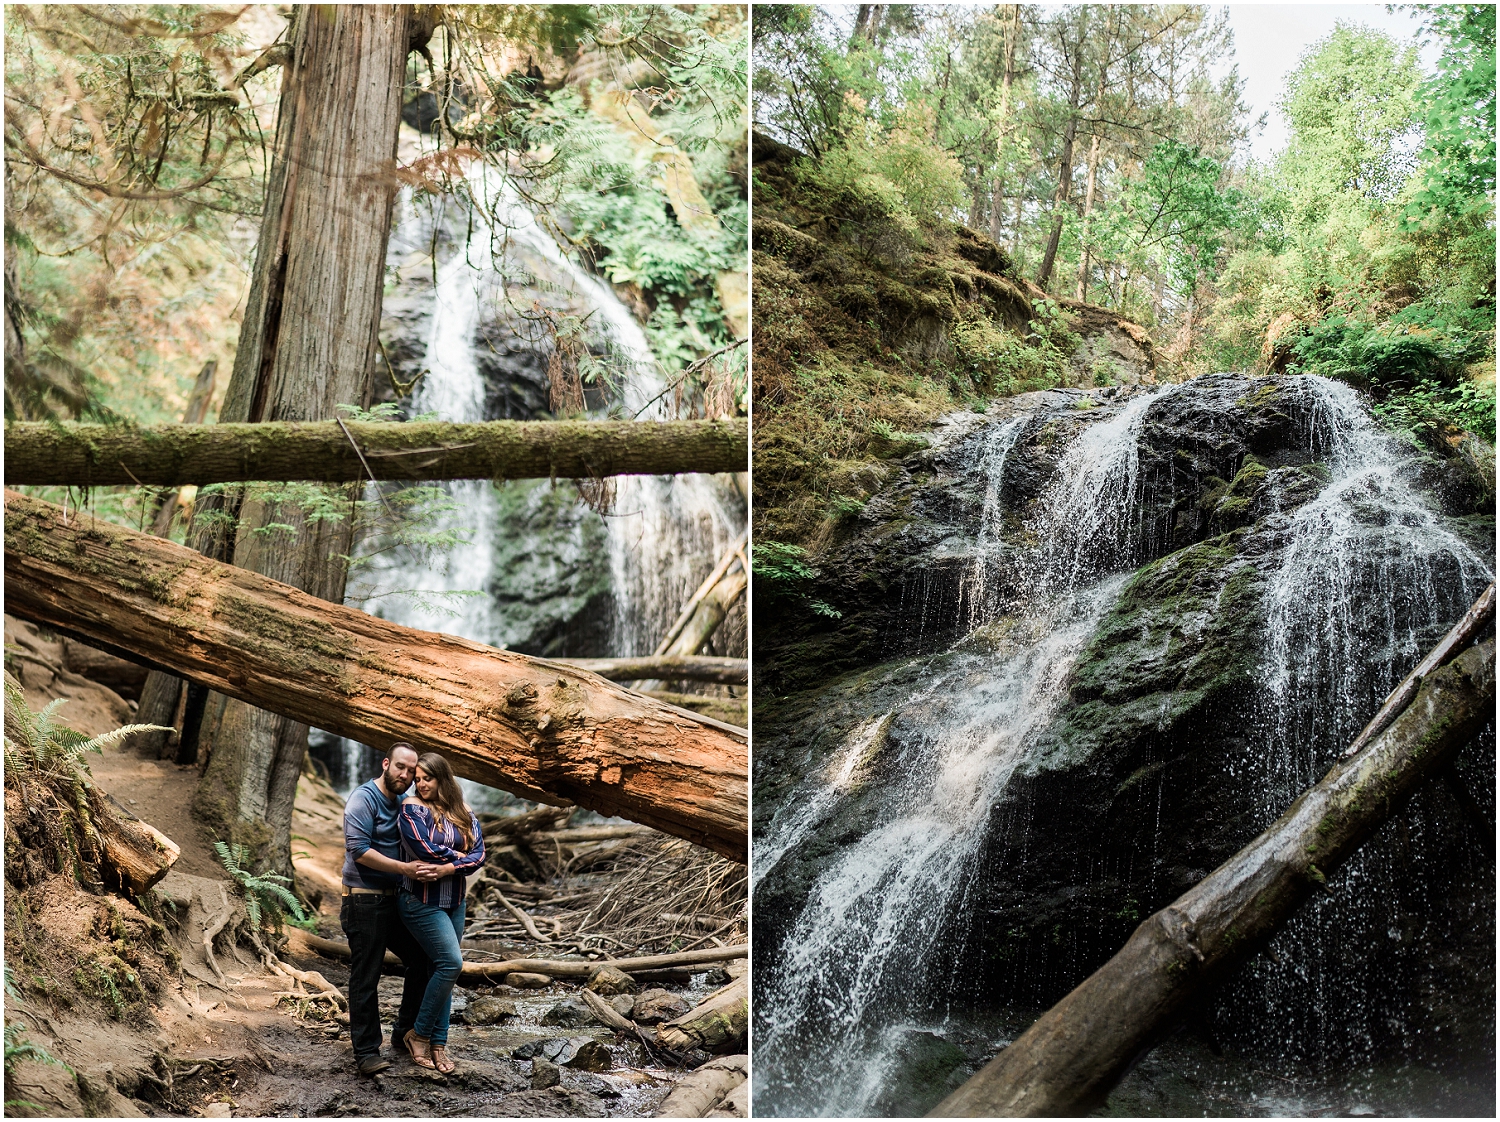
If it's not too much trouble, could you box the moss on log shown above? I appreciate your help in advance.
[3,418,748,486]
[3,490,747,861]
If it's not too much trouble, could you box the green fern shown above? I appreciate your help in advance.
[5,962,71,1111]
[212,841,315,933]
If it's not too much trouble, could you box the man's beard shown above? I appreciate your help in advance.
[382,767,411,794]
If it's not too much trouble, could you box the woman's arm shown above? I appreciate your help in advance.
[449,814,486,876]
[398,803,463,864]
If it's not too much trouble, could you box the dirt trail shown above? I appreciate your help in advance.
[4,617,743,1118]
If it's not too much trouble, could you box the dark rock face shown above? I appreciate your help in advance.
[753,373,1495,1108]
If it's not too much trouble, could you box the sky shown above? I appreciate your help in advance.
[1224,4,1438,163]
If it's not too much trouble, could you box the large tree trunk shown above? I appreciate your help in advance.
[4,418,749,486]
[988,4,1021,248]
[182,5,413,872]
[4,489,749,861]
[932,600,1495,1117]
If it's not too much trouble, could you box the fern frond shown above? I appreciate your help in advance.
[73,724,174,755]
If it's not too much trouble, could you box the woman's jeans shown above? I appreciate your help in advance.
[397,892,466,1046]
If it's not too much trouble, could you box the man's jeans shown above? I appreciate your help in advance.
[340,891,434,1061]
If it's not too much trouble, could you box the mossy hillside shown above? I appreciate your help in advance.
[751,131,1151,548]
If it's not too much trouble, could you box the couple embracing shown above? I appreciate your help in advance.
[340,742,485,1076]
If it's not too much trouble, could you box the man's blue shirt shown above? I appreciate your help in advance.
[342,778,408,889]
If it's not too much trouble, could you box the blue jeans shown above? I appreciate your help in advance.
[397,892,466,1046]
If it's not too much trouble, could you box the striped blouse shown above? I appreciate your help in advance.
[398,802,486,910]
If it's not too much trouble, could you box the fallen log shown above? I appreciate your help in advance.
[654,1054,749,1118]
[98,802,181,896]
[932,628,1496,1117]
[656,975,748,1053]
[555,656,747,686]
[4,491,747,860]
[285,927,746,980]
[3,418,748,486]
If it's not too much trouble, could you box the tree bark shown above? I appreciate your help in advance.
[1035,16,1087,291]
[182,5,413,873]
[656,975,749,1053]
[932,629,1496,1117]
[4,418,749,487]
[554,655,747,686]
[4,489,749,861]
[988,4,1021,248]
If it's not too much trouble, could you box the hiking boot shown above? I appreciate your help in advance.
[357,1054,391,1076]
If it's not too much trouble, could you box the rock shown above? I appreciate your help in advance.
[867,1030,967,1116]
[540,997,592,1028]
[561,1069,618,1098]
[505,971,552,988]
[530,1058,560,1089]
[463,995,518,1025]
[494,1087,608,1118]
[563,1039,613,1072]
[631,988,690,1025]
[703,967,731,986]
[512,1038,570,1062]
[586,965,636,996]
[608,994,636,1017]
[202,1105,233,1118]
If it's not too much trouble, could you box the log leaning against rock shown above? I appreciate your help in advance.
[932,605,1496,1118]
[656,974,749,1053]
[3,418,748,486]
[3,491,747,861]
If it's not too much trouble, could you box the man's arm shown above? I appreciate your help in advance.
[345,789,440,881]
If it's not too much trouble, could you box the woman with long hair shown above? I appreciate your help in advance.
[396,751,486,1074]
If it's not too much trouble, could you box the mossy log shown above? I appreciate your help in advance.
[2,418,747,486]
[656,975,748,1053]
[3,490,747,861]
[933,629,1496,1118]
[555,655,747,685]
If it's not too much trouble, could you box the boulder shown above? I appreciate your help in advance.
[586,965,636,996]
[631,988,690,1025]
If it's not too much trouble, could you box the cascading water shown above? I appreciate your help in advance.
[314,171,745,794]
[755,390,1171,1116]
[755,374,1493,1116]
[1217,375,1494,1071]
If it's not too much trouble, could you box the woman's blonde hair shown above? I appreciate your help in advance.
[415,752,474,850]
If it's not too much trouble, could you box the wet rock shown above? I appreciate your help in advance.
[530,1058,560,1089]
[513,1038,570,1062]
[631,988,690,1024]
[494,1087,608,1118]
[587,965,636,995]
[703,967,731,986]
[540,997,593,1027]
[562,1069,620,1098]
[564,1039,613,1072]
[505,971,552,988]
[462,995,518,1025]
[609,994,636,1017]
[867,1030,967,1116]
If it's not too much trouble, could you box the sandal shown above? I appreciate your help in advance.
[432,1044,455,1075]
[403,1029,436,1070]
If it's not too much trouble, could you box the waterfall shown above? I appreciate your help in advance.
[754,390,1172,1116]
[315,171,745,795]
[1225,375,1494,1067]
[755,374,1493,1114]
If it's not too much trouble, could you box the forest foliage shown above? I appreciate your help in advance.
[752,1,1495,503]
[4,3,748,435]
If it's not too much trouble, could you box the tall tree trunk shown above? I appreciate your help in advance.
[188,5,412,873]
[1034,17,1086,292]
[989,4,1021,249]
[1073,9,1115,303]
